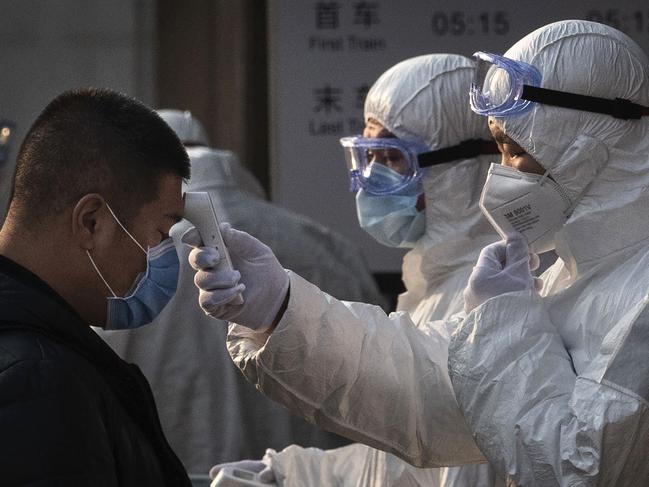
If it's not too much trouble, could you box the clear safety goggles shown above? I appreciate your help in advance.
[0,120,15,165]
[340,135,499,195]
[470,51,649,120]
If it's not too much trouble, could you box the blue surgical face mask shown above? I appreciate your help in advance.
[355,164,426,248]
[87,204,180,330]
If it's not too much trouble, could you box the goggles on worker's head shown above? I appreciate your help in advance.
[0,120,15,165]
[340,135,499,196]
[470,51,649,120]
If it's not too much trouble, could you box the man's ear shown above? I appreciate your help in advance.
[71,194,106,251]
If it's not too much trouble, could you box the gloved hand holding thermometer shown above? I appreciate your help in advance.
[183,192,244,305]
[463,234,542,314]
[209,459,276,486]
[181,197,290,332]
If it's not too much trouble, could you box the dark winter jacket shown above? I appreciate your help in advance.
[0,255,191,486]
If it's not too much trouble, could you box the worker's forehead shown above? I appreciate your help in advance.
[364,119,394,138]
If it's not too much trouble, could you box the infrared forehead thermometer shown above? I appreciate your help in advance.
[183,191,244,305]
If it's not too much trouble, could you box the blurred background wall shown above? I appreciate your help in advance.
[156,0,269,191]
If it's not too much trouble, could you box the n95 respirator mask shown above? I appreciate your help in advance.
[479,163,572,254]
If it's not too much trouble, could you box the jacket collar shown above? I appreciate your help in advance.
[0,254,130,373]
[0,255,192,485]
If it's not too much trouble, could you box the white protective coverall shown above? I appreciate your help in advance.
[98,116,385,474]
[448,21,649,486]
[227,55,501,484]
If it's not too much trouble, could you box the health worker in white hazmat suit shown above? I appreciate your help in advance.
[209,53,505,486]
[180,54,515,479]
[449,20,649,486]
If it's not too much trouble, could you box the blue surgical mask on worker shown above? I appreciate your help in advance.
[86,203,180,330]
[355,163,425,248]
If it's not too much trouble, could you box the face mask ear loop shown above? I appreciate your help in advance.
[104,202,147,254]
[87,250,118,298]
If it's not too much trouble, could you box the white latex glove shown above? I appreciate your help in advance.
[183,223,290,332]
[464,234,542,314]
[209,459,276,485]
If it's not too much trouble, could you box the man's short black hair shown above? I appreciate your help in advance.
[12,88,190,227]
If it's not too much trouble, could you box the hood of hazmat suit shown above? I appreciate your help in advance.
[157,108,266,199]
[226,54,504,484]
[157,108,210,146]
[97,112,386,474]
[364,54,497,323]
[448,20,649,487]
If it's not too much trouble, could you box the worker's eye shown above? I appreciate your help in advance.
[366,149,387,164]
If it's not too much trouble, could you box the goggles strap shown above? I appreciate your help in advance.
[417,139,500,168]
[522,85,649,120]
